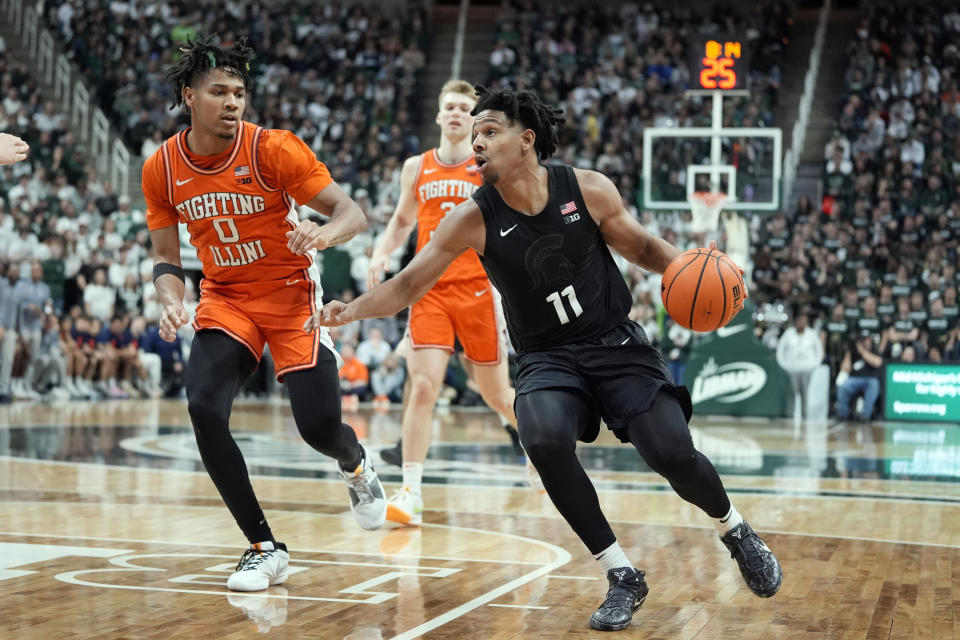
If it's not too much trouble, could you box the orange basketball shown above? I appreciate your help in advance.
[660,248,747,332]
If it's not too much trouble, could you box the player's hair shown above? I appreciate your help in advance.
[163,34,255,110]
[471,85,565,161]
[437,79,477,109]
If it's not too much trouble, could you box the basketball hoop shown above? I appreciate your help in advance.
[689,191,728,233]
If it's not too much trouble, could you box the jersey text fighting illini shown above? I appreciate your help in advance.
[414,148,485,283]
[143,121,332,287]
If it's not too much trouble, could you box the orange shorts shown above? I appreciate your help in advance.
[408,278,504,364]
[192,269,337,380]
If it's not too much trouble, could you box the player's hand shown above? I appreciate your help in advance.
[286,219,329,254]
[708,241,748,296]
[366,252,391,289]
[0,133,29,165]
[303,300,352,330]
[158,301,189,342]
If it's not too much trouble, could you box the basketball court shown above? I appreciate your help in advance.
[1,399,958,639]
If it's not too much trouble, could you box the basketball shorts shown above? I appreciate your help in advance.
[192,272,338,381]
[408,277,504,364]
[514,319,692,443]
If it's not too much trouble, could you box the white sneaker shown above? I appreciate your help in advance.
[226,541,289,592]
[338,443,387,530]
[386,487,423,526]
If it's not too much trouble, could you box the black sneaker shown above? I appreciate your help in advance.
[381,439,402,467]
[503,424,525,460]
[589,567,648,631]
[720,521,782,597]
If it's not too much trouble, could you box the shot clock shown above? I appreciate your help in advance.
[689,34,750,92]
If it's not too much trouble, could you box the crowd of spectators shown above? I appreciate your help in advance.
[748,2,960,419]
[5,0,960,423]
[0,33,187,403]
[484,0,792,209]
[0,1,432,404]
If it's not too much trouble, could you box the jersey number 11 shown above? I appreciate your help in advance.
[546,285,583,325]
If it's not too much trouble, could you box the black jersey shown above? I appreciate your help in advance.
[472,164,632,353]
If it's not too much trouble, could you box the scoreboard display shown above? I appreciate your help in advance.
[688,34,750,91]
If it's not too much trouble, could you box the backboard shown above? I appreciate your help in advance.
[641,126,782,211]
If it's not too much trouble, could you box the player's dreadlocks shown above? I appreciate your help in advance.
[471,85,565,161]
[163,34,255,110]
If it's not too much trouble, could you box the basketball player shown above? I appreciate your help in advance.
[0,132,29,165]
[365,80,519,525]
[142,36,387,593]
[306,86,781,631]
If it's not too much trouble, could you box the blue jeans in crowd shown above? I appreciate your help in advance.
[668,360,686,387]
[835,376,880,420]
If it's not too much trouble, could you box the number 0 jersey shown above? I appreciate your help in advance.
[143,121,332,287]
[414,148,486,283]
[473,164,632,354]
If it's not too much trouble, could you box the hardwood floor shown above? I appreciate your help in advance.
[1,399,957,639]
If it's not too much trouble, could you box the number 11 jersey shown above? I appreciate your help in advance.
[473,164,632,354]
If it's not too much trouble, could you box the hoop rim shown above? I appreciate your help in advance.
[689,190,730,206]
[688,191,728,233]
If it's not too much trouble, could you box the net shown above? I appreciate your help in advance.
[689,191,728,233]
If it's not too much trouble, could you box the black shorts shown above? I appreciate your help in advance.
[514,319,692,443]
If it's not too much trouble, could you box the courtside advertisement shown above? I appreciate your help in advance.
[884,363,960,423]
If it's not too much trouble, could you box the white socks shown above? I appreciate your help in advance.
[715,504,744,535]
[593,541,633,575]
[402,462,423,494]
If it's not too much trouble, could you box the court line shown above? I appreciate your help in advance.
[0,515,573,640]
[0,523,546,566]
[3,454,958,505]
[547,574,599,581]
[487,603,550,610]
[386,522,571,640]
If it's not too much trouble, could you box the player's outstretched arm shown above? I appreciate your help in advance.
[576,168,680,274]
[368,155,421,289]
[150,225,190,342]
[304,200,485,330]
[287,181,367,254]
[0,133,29,165]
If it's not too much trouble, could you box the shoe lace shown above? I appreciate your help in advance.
[600,577,638,611]
[342,464,376,505]
[733,534,766,572]
[236,547,272,572]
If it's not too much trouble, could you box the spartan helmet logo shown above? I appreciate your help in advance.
[524,234,574,288]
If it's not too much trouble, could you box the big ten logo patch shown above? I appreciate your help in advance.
[563,213,580,224]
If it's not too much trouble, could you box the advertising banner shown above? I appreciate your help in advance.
[884,363,960,423]
[684,302,791,417]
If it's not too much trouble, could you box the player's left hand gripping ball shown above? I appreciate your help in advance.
[286,219,329,254]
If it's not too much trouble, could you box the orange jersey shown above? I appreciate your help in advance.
[143,121,333,287]
[414,149,485,283]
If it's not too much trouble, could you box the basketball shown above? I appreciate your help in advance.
[660,248,746,332]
